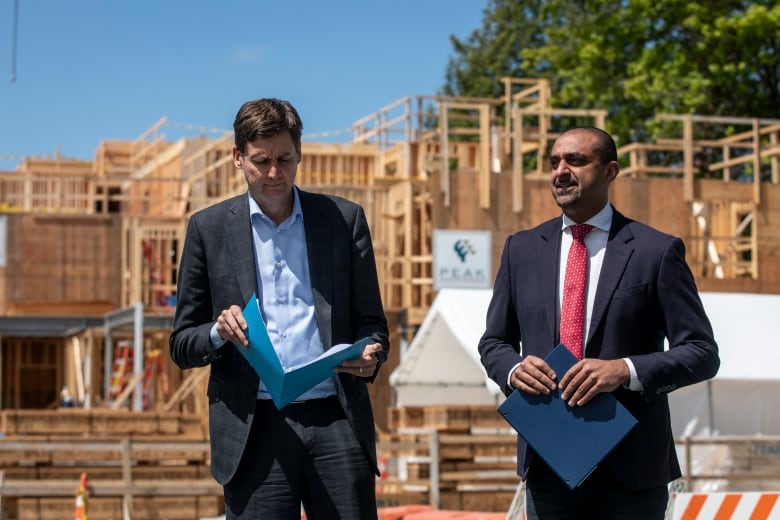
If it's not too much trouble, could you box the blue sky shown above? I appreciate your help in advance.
[0,1,486,171]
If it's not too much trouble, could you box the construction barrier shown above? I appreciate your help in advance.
[672,492,780,520]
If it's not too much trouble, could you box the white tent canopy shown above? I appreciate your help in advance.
[390,289,502,406]
[390,289,780,436]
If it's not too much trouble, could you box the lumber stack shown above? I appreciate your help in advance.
[0,409,221,520]
[378,404,520,512]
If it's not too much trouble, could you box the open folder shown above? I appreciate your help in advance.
[237,293,368,409]
[498,343,638,489]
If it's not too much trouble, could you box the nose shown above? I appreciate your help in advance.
[263,160,284,177]
[552,160,569,177]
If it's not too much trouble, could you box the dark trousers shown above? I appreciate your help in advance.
[526,459,669,520]
[224,396,377,520]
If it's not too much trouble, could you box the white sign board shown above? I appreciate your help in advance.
[433,229,491,290]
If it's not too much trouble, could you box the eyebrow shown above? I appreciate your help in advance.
[248,152,295,162]
[550,152,590,162]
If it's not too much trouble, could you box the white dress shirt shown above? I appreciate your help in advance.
[508,203,642,391]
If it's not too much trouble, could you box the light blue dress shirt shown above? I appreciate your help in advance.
[211,189,337,400]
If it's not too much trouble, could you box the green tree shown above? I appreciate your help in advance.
[442,0,552,99]
[443,0,780,144]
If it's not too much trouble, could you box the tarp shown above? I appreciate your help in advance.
[390,289,780,436]
[670,292,780,437]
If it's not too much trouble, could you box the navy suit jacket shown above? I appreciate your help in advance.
[170,190,389,486]
[478,208,719,490]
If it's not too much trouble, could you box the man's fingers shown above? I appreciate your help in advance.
[229,305,247,329]
[560,359,626,406]
[334,342,383,376]
[512,359,557,395]
[363,342,382,359]
[218,306,249,346]
[523,356,557,380]
[514,374,548,395]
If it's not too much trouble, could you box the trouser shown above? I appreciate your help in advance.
[525,458,669,520]
[224,396,377,520]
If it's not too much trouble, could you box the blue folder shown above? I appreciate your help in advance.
[238,293,368,409]
[498,343,638,489]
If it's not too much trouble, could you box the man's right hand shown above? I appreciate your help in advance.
[216,305,249,347]
[509,355,558,395]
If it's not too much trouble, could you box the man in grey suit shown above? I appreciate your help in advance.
[170,98,389,519]
[479,127,719,519]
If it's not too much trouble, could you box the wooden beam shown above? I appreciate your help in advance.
[512,106,524,213]
[683,114,694,202]
[0,478,221,497]
[109,372,144,410]
[163,366,208,412]
[479,104,491,209]
[753,119,761,204]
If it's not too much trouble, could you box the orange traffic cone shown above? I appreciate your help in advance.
[75,472,88,520]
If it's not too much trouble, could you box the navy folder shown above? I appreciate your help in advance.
[498,343,638,489]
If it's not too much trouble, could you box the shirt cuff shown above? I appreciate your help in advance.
[623,357,643,391]
[507,362,523,389]
[209,323,225,350]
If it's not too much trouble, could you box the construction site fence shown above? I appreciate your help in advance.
[377,431,780,509]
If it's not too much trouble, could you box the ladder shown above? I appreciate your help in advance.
[142,349,168,410]
[107,341,133,403]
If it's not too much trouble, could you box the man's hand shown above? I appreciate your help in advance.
[216,305,249,347]
[559,358,630,406]
[336,342,383,378]
[509,355,557,395]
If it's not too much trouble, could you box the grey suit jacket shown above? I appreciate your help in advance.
[170,189,389,485]
[479,208,719,490]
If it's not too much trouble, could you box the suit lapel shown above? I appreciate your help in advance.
[300,191,334,348]
[538,219,562,345]
[587,211,635,348]
[225,195,257,305]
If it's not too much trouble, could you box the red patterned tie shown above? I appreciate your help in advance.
[560,224,593,359]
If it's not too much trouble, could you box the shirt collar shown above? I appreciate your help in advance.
[561,203,612,233]
[247,187,304,225]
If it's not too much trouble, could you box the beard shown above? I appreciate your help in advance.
[552,185,579,208]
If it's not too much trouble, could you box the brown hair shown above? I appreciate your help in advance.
[233,98,303,154]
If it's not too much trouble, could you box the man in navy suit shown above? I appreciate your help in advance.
[170,98,389,519]
[478,127,719,519]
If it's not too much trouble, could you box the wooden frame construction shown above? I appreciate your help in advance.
[1,75,779,515]
[0,77,778,407]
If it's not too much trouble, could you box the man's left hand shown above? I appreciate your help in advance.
[335,342,383,378]
[559,358,630,406]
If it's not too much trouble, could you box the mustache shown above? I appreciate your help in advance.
[554,177,578,187]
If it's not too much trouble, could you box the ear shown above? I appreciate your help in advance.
[604,161,619,184]
[232,146,242,169]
